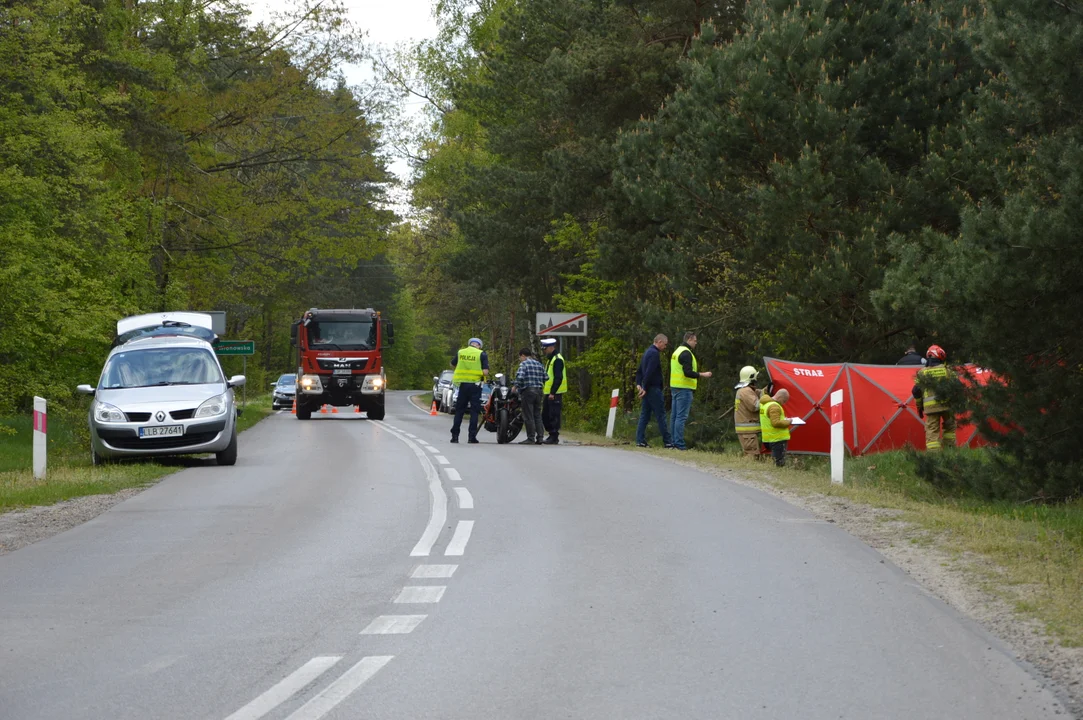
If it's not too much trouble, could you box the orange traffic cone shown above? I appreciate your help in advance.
[430,400,438,416]
[320,404,328,414]
[355,406,361,414]
[331,406,338,414]
[291,399,296,415]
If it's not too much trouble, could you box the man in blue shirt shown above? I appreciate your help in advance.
[634,333,673,448]
[513,348,546,444]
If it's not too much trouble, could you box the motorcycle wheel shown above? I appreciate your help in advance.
[506,415,523,443]
[497,408,510,444]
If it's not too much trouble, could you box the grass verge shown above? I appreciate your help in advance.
[563,428,1083,648]
[0,394,275,513]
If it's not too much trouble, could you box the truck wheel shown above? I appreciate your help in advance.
[367,400,385,421]
[216,426,238,466]
[497,408,509,444]
[296,403,312,420]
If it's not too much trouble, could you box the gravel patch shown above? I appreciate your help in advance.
[0,489,143,555]
[690,461,1083,717]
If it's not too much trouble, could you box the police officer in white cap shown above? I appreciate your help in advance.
[450,337,489,443]
[540,338,566,444]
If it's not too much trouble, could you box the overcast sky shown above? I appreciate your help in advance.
[243,0,439,190]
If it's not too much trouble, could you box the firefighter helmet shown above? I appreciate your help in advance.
[926,344,946,361]
[739,365,759,383]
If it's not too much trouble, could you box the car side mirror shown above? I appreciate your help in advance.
[228,375,246,388]
[76,384,95,395]
[433,376,439,383]
[269,381,277,388]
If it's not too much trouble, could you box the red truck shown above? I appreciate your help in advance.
[290,307,394,420]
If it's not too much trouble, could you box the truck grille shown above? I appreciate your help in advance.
[316,358,369,372]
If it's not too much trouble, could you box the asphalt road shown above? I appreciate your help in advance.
[0,392,1070,719]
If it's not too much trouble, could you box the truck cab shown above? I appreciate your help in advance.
[291,308,393,420]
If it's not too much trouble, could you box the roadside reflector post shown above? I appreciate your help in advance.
[830,389,844,485]
[33,396,47,480]
[605,389,619,439]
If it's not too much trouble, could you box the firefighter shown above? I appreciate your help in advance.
[734,366,762,458]
[913,344,956,451]
[541,338,566,444]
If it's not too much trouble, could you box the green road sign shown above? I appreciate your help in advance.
[216,340,255,356]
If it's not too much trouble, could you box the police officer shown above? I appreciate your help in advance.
[913,344,956,450]
[450,337,489,444]
[734,366,762,458]
[540,338,566,444]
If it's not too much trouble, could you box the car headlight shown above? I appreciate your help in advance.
[93,402,125,423]
[195,393,228,418]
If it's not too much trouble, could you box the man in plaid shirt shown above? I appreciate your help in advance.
[514,348,546,445]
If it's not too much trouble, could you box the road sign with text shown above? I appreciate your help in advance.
[215,340,255,356]
[536,313,588,336]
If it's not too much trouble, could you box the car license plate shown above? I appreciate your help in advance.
[139,425,183,438]
[333,369,351,376]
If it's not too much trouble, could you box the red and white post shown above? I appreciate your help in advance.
[605,389,620,439]
[33,396,47,480]
[830,389,844,485]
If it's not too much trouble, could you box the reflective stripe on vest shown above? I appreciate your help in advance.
[734,388,760,433]
[670,346,698,391]
[452,347,484,383]
[919,364,949,413]
[760,401,790,443]
[544,353,567,394]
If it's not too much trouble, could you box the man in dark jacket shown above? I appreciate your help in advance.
[634,334,673,448]
[897,346,926,366]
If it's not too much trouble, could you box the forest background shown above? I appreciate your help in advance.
[2,0,1081,498]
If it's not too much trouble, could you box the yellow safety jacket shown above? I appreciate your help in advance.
[760,400,791,443]
[452,347,484,383]
[670,346,698,391]
[544,353,567,394]
[918,364,950,414]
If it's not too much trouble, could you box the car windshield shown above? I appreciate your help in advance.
[277,374,296,386]
[307,321,375,350]
[100,347,224,389]
[440,371,453,383]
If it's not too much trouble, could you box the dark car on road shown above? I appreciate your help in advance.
[271,373,297,410]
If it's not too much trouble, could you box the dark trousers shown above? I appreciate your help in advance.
[520,387,544,441]
[542,394,563,438]
[636,386,671,446]
[451,382,482,440]
[766,440,788,467]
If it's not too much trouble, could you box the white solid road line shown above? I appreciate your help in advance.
[435,455,450,465]
[454,487,474,510]
[375,423,448,558]
[394,586,447,604]
[224,656,342,720]
[412,564,458,579]
[445,520,475,557]
[360,615,427,635]
[283,656,393,720]
[444,468,462,482]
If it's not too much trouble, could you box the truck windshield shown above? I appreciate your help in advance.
[100,348,224,389]
[306,321,375,351]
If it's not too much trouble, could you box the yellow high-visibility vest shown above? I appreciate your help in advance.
[453,347,484,383]
[544,353,567,394]
[760,401,791,443]
[670,346,698,391]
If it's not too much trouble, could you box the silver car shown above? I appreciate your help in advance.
[77,336,246,466]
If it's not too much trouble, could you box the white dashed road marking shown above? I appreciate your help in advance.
[283,656,393,720]
[445,520,475,557]
[360,615,427,635]
[375,423,448,557]
[444,468,461,482]
[412,564,458,579]
[424,445,441,454]
[225,656,342,720]
[435,455,450,465]
[394,586,447,604]
[454,487,474,510]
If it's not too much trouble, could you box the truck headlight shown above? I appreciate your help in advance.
[195,393,228,418]
[362,374,385,391]
[94,402,125,423]
[300,375,323,393]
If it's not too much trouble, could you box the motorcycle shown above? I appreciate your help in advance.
[483,373,523,444]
